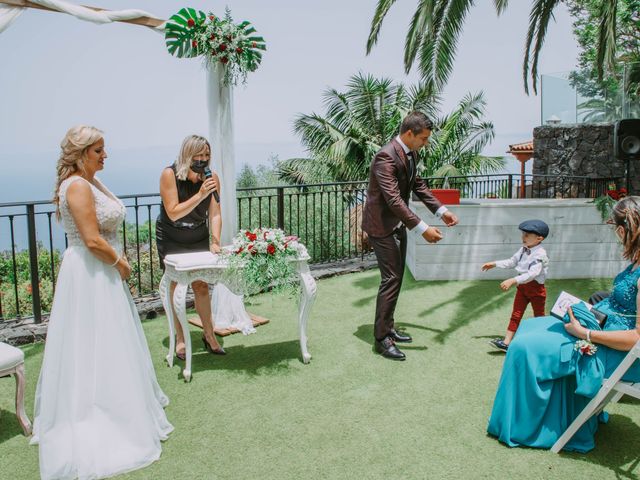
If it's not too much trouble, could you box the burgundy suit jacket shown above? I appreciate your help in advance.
[361,139,442,238]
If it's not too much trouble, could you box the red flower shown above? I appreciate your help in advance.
[187,18,195,27]
[263,231,268,240]
[246,232,257,241]
[192,40,198,48]
[219,43,227,52]
[252,41,257,48]
[267,244,276,255]
[236,47,243,54]
[607,190,620,200]
[209,15,215,21]
[210,34,216,40]
[236,246,244,254]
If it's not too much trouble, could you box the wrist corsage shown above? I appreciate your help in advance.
[574,339,598,356]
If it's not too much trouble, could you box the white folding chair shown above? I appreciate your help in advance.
[0,342,31,436]
[551,338,640,453]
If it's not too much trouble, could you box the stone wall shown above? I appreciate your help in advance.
[533,124,639,195]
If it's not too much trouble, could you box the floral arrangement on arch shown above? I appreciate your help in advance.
[225,228,307,295]
[165,7,266,85]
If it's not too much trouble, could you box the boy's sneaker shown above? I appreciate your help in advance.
[490,338,509,352]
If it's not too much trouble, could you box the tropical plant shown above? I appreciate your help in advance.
[276,74,503,185]
[567,0,640,121]
[277,73,438,184]
[165,7,266,85]
[366,0,621,94]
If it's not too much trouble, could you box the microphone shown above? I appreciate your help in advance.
[203,166,220,203]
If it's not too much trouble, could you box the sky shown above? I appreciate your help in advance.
[0,0,580,201]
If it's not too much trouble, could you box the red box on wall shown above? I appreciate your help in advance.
[430,188,460,205]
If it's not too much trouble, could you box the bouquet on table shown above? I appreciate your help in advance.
[225,228,307,295]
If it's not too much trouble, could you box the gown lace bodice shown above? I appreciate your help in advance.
[58,176,125,250]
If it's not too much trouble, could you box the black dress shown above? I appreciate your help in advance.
[156,165,212,269]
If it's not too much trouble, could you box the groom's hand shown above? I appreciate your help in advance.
[441,211,458,227]
[422,226,443,243]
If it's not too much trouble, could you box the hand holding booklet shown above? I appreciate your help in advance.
[551,291,608,327]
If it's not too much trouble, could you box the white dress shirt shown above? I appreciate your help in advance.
[495,244,549,285]
[395,136,448,234]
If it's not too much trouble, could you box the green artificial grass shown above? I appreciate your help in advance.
[1,271,639,479]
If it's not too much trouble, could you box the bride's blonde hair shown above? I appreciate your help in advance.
[174,135,211,181]
[53,125,104,219]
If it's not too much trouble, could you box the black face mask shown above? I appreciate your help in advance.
[190,160,208,174]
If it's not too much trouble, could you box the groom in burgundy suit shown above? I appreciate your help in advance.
[362,112,458,360]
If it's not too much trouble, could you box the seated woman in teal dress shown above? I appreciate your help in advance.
[488,196,640,453]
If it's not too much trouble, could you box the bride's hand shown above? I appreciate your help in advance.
[210,243,221,254]
[564,306,587,339]
[116,257,132,280]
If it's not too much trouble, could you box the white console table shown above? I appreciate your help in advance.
[159,251,317,381]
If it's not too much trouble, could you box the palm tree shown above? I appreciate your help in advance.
[277,73,503,185]
[277,73,438,184]
[421,92,504,179]
[366,0,619,94]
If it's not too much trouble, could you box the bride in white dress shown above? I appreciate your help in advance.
[31,126,173,480]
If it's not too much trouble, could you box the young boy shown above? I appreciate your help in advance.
[482,219,550,352]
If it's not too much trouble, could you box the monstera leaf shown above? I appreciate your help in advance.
[237,21,266,72]
[165,7,206,58]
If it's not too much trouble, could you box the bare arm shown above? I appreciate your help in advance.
[66,180,131,280]
[159,168,218,222]
[565,278,640,351]
[208,172,222,252]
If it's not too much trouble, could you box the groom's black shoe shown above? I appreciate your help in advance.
[389,328,412,343]
[375,337,406,360]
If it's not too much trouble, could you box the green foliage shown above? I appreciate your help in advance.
[366,0,622,94]
[567,0,640,120]
[276,74,503,185]
[0,223,160,319]
[591,194,617,222]
[165,7,207,58]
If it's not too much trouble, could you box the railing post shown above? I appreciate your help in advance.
[276,187,285,230]
[26,205,42,323]
[507,174,513,199]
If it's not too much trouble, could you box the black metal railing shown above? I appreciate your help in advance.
[0,174,622,323]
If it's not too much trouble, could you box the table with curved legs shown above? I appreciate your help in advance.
[159,251,317,381]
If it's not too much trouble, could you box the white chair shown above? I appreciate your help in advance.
[0,342,31,436]
[551,339,640,453]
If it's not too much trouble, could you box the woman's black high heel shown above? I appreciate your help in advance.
[202,335,226,355]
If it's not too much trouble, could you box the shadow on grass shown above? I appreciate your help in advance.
[0,408,26,446]
[350,269,510,344]
[562,413,640,479]
[352,323,428,351]
[162,333,301,378]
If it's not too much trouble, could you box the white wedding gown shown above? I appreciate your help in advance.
[31,176,173,480]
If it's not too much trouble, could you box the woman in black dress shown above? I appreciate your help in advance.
[157,135,224,358]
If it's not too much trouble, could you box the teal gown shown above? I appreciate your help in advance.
[487,263,640,452]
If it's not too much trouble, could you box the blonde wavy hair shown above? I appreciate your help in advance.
[53,125,104,219]
[609,196,640,264]
[174,135,211,181]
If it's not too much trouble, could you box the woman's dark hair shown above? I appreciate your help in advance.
[400,111,434,135]
[609,195,640,263]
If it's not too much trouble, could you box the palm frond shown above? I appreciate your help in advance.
[366,0,398,54]
[596,0,618,81]
[523,0,561,95]
[493,0,509,15]
[419,0,475,91]
[404,0,436,73]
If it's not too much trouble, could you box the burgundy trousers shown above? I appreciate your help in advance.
[508,281,546,332]
[368,226,407,341]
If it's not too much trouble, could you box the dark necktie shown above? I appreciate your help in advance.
[523,247,531,255]
[407,152,415,183]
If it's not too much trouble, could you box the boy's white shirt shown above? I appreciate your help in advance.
[495,244,549,285]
